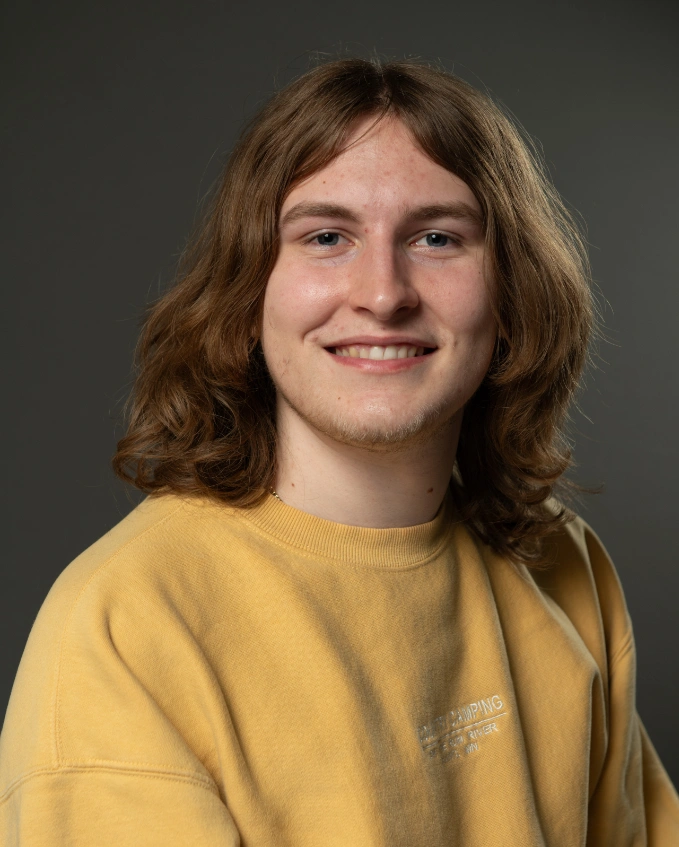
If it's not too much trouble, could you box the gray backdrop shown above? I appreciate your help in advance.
[3,0,678,784]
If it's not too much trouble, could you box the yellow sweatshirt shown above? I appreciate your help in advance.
[1,492,678,845]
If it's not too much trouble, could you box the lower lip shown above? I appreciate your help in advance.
[325,349,435,372]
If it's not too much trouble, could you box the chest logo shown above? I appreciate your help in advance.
[417,694,507,762]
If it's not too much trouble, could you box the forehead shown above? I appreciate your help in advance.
[281,116,481,217]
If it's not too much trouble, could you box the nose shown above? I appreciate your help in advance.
[347,242,419,321]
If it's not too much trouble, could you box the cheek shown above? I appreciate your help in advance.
[442,269,496,341]
[261,259,341,350]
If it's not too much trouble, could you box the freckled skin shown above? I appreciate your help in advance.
[261,117,497,453]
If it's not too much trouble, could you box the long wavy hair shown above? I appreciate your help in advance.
[112,57,595,565]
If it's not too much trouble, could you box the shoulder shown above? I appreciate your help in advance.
[54,493,211,592]
[533,509,633,667]
[18,492,273,664]
[37,492,250,618]
[0,493,248,790]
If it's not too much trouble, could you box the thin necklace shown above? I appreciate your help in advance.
[270,488,282,501]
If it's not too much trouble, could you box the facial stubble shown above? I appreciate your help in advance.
[273,379,461,456]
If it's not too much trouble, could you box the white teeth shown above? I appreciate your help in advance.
[334,344,429,359]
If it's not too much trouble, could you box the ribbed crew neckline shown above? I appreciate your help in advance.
[232,492,456,570]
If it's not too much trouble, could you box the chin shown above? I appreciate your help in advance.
[294,399,459,454]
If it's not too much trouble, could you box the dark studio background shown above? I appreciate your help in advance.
[2,0,679,784]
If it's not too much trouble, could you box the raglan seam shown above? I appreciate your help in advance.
[0,761,220,807]
[52,498,191,765]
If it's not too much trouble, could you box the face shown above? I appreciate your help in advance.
[260,117,497,452]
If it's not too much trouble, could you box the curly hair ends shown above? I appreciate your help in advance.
[112,57,595,566]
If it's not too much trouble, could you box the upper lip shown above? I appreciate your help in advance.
[324,336,437,348]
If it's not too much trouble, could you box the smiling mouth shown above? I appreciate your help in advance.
[330,344,435,360]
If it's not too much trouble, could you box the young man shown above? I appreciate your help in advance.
[1,59,678,845]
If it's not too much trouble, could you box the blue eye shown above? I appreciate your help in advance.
[315,232,341,246]
[424,233,449,247]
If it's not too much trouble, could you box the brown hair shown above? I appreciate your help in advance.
[112,57,595,565]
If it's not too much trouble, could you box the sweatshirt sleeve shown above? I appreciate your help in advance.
[0,526,243,847]
[582,529,679,845]
[0,769,241,846]
[586,636,679,844]
[639,718,679,845]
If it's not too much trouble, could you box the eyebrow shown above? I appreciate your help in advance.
[280,202,362,228]
[405,202,484,227]
[279,200,483,229]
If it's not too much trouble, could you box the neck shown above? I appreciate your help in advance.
[273,407,461,529]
